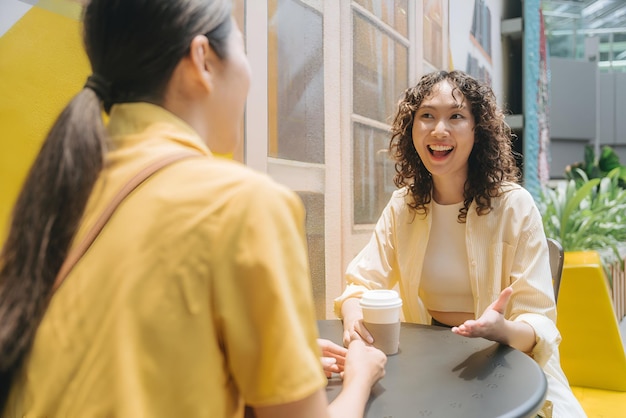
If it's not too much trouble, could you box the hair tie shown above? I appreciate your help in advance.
[84,73,112,107]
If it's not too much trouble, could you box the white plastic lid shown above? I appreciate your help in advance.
[360,289,402,309]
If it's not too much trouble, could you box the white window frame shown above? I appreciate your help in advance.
[244,1,448,317]
[340,1,420,299]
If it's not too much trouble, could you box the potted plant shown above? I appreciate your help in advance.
[539,167,626,275]
[565,144,626,189]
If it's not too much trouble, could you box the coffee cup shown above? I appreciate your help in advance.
[360,289,402,355]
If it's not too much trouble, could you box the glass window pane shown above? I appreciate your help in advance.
[297,191,325,319]
[353,13,408,123]
[268,0,324,164]
[546,34,575,58]
[353,123,395,224]
[354,0,409,37]
[423,0,443,66]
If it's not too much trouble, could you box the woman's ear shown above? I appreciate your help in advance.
[187,35,216,93]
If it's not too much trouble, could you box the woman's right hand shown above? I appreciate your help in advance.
[253,339,386,418]
[342,339,387,387]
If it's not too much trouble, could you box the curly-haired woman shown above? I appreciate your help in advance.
[334,70,586,417]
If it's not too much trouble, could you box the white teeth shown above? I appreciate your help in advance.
[429,145,453,151]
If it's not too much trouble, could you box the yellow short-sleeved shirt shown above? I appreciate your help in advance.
[4,103,326,417]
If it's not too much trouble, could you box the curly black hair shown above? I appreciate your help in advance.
[389,70,521,222]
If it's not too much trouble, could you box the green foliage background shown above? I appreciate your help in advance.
[538,146,626,281]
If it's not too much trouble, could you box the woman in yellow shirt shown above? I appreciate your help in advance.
[0,1,385,417]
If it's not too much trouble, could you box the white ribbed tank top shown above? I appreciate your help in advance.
[419,200,474,312]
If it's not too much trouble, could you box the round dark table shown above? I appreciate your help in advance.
[319,320,547,418]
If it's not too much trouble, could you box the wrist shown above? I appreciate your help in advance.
[503,320,536,353]
[341,298,363,322]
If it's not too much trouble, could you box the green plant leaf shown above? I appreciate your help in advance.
[583,145,595,172]
[561,178,601,243]
[598,145,621,173]
[539,149,626,278]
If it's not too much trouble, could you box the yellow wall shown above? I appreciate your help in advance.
[0,1,89,241]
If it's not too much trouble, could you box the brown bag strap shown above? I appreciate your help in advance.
[51,152,200,293]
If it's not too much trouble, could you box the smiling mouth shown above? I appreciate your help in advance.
[428,144,453,157]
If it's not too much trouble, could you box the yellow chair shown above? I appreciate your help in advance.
[556,251,626,391]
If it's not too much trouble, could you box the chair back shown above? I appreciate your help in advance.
[547,238,564,302]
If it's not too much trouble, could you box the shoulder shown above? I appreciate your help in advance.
[470,182,540,224]
[391,187,410,203]
[390,186,418,208]
[386,187,416,215]
[180,156,297,199]
[490,183,544,231]
[495,182,537,209]
[153,155,304,223]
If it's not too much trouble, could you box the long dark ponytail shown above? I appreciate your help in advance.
[0,0,232,408]
[0,83,107,409]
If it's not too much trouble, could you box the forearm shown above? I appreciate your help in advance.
[501,320,536,354]
[327,380,372,418]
